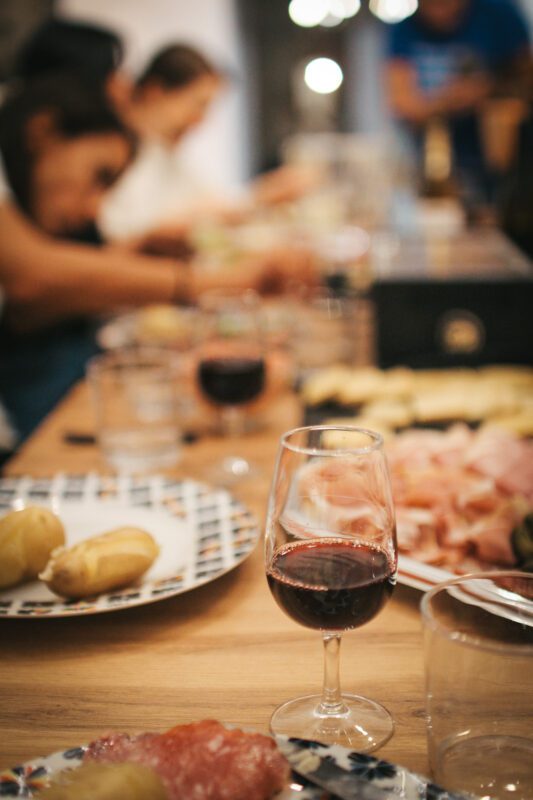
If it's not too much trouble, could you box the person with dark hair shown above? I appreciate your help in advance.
[0,73,135,243]
[13,16,124,91]
[100,43,224,241]
[0,71,313,448]
[101,42,318,242]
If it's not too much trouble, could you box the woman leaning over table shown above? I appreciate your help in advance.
[0,72,314,453]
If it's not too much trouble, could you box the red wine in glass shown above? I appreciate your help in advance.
[198,357,265,406]
[265,425,397,750]
[267,539,396,631]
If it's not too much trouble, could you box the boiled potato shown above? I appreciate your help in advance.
[37,762,167,799]
[0,506,65,589]
[40,527,159,598]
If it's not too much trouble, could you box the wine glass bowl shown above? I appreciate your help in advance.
[196,290,266,481]
[265,425,397,751]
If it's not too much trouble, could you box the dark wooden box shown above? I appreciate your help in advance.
[371,230,533,368]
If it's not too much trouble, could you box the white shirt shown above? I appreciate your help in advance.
[99,139,220,242]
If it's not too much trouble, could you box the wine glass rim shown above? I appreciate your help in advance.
[86,347,175,377]
[280,425,384,456]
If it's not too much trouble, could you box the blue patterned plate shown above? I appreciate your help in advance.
[0,736,466,799]
[0,474,259,618]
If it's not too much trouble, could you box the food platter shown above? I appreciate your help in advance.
[0,474,259,618]
[0,732,462,799]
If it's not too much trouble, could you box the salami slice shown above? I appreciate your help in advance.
[84,720,290,800]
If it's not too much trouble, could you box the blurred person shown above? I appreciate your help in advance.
[499,62,533,256]
[0,73,314,446]
[385,0,531,207]
[101,43,319,244]
[13,16,124,92]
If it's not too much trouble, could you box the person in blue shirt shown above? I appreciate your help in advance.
[386,0,531,206]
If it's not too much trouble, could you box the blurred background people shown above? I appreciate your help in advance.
[101,42,319,246]
[99,43,226,243]
[0,30,315,448]
[385,0,531,208]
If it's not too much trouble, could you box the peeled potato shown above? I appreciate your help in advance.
[40,527,159,599]
[0,506,65,590]
[37,762,167,800]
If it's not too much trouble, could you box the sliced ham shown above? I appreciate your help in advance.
[385,425,532,571]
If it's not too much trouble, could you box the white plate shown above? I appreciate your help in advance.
[0,474,259,618]
[0,734,464,799]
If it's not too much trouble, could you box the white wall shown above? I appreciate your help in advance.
[58,0,249,189]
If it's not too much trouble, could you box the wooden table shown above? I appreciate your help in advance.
[0,382,428,777]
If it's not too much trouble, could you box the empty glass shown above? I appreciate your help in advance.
[88,348,181,474]
[421,571,533,800]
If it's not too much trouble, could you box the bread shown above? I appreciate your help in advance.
[40,527,159,599]
[336,368,385,405]
[361,399,413,428]
[323,417,393,445]
[0,507,65,590]
[37,762,167,800]
[300,366,352,406]
[136,304,190,345]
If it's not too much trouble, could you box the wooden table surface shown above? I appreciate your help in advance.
[0,382,428,778]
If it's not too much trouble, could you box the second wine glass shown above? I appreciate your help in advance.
[265,425,397,751]
[196,289,266,483]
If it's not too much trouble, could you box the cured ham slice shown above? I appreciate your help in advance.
[385,425,532,571]
[84,720,290,800]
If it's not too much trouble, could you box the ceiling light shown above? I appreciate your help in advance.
[289,0,329,27]
[339,0,361,17]
[369,0,418,23]
[304,57,344,94]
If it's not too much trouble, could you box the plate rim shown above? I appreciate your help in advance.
[0,473,259,619]
[0,731,448,800]
[397,555,455,592]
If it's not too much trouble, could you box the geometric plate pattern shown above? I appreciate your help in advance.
[0,473,259,618]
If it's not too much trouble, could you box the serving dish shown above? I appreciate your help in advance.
[0,474,259,618]
[0,734,463,799]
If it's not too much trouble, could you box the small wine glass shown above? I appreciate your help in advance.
[265,425,397,751]
[196,289,266,483]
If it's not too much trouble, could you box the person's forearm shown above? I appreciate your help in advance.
[0,203,180,327]
[390,90,447,125]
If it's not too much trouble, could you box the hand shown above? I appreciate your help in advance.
[439,74,492,114]
[251,165,323,208]
[252,246,319,295]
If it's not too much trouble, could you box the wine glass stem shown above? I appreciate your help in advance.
[220,406,245,440]
[319,633,348,716]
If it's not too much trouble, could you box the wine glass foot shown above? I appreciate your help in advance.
[207,456,260,487]
[269,693,394,753]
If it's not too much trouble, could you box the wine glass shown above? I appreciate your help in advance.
[196,289,266,483]
[265,425,397,751]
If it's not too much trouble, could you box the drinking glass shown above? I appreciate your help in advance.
[421,571,533,800]
[265,425,397,751]
[196,289,266,483]
[87,348,181,474]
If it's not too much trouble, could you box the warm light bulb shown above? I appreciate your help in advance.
[369,0,418,23]
[339,0,361,17]
[288,0,329,27]
[304,57,344,94]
